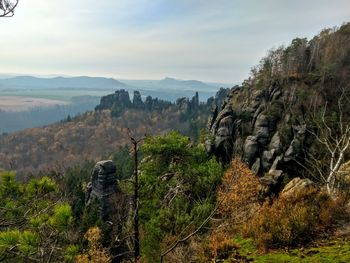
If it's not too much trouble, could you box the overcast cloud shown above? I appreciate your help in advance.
[0,0,349,83]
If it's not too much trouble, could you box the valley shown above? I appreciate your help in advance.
[1,2,350,262]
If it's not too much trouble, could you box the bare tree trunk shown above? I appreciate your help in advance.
[127,129,143,263]
[308,87,350,196]
[133,141,140,262]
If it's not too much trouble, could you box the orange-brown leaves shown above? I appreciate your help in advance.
[217,159,260,222]
[76,227,111,263]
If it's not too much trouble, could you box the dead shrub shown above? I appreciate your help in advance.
[243,187,347,250]
[201,159,260,261]
[205,229,240,260]
[217,159,261,224]
[162,236,207,263]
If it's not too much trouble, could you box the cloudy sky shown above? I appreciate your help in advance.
[0,0,349,83]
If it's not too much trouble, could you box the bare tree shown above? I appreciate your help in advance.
[0,0,19,17]
[308,88,350,196]
[127,128,143,263]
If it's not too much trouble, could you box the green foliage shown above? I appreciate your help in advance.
[233,237,350,263]
[0,172,21,199]
[0,230,20,250]
[112,145,134,180]
[18,231,39,254]
[142,131,191,159]
[81,198,101,232]
[0,171,76,262]
[139,131,223,262]
[25,176,57,198]
[49,203,73,231]
[65,244,80,262]
[0,230,39,255]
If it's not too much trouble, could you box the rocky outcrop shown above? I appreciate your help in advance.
[96,89,175,115]
[132,91,144,109]
[176,92,202,114]
[85,160,130,260]
[95,89,132,111]
[96,89,224,118]
[206,81,313,180]
[86,160,128,221]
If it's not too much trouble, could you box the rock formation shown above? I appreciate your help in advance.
[85,160,130,260]
[86,160,128,221]
[95,89,132,111]
[95,89,231,119]
[132,91,145,109]
[206,81,313,181]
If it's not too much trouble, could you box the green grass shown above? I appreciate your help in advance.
[0,89,113,101]
[232,237,350,263]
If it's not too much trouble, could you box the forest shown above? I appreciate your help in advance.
[1,23,350,263]
[0,96,100,134]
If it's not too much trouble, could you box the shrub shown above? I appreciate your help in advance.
[49,203,73,231]
[243,187,346,250]
[201,159,260,261]
[217,159,260,224]
[76,227,111,263]
[206,230,240,260]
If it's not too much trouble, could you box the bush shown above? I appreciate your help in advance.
[76,227,111,263]
[217,159,260,224]
[201,159,260,261]
[206,230,240,260]
[243,187,346,250]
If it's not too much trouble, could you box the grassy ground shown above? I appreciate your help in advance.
[231,237,350,263]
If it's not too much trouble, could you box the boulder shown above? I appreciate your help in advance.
[258,169,284,199]
[280,177,315,198]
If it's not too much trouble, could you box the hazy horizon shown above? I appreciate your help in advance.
[1,0,350,83]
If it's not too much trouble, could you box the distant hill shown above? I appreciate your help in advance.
[0,76,229,102]
[121,77,230,101]
[0,88,230,176]
[121,77,229,92]
[0,76,229,92]
[0,76,129,89]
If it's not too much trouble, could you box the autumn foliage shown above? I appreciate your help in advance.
[217,159,260,223]
[243,188,347,250]
[203,159,260,260]
[76,227,111,263]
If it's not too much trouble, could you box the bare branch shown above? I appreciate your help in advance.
[0,0,19,17]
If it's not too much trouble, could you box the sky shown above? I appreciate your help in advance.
[0,0,350,83]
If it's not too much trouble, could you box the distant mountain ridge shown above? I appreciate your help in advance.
[0,75,229,91]
[0,76,129,89]
[0,75,230,102]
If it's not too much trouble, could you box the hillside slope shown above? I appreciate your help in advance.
[206,23,350,190]
[0,89,229,176]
